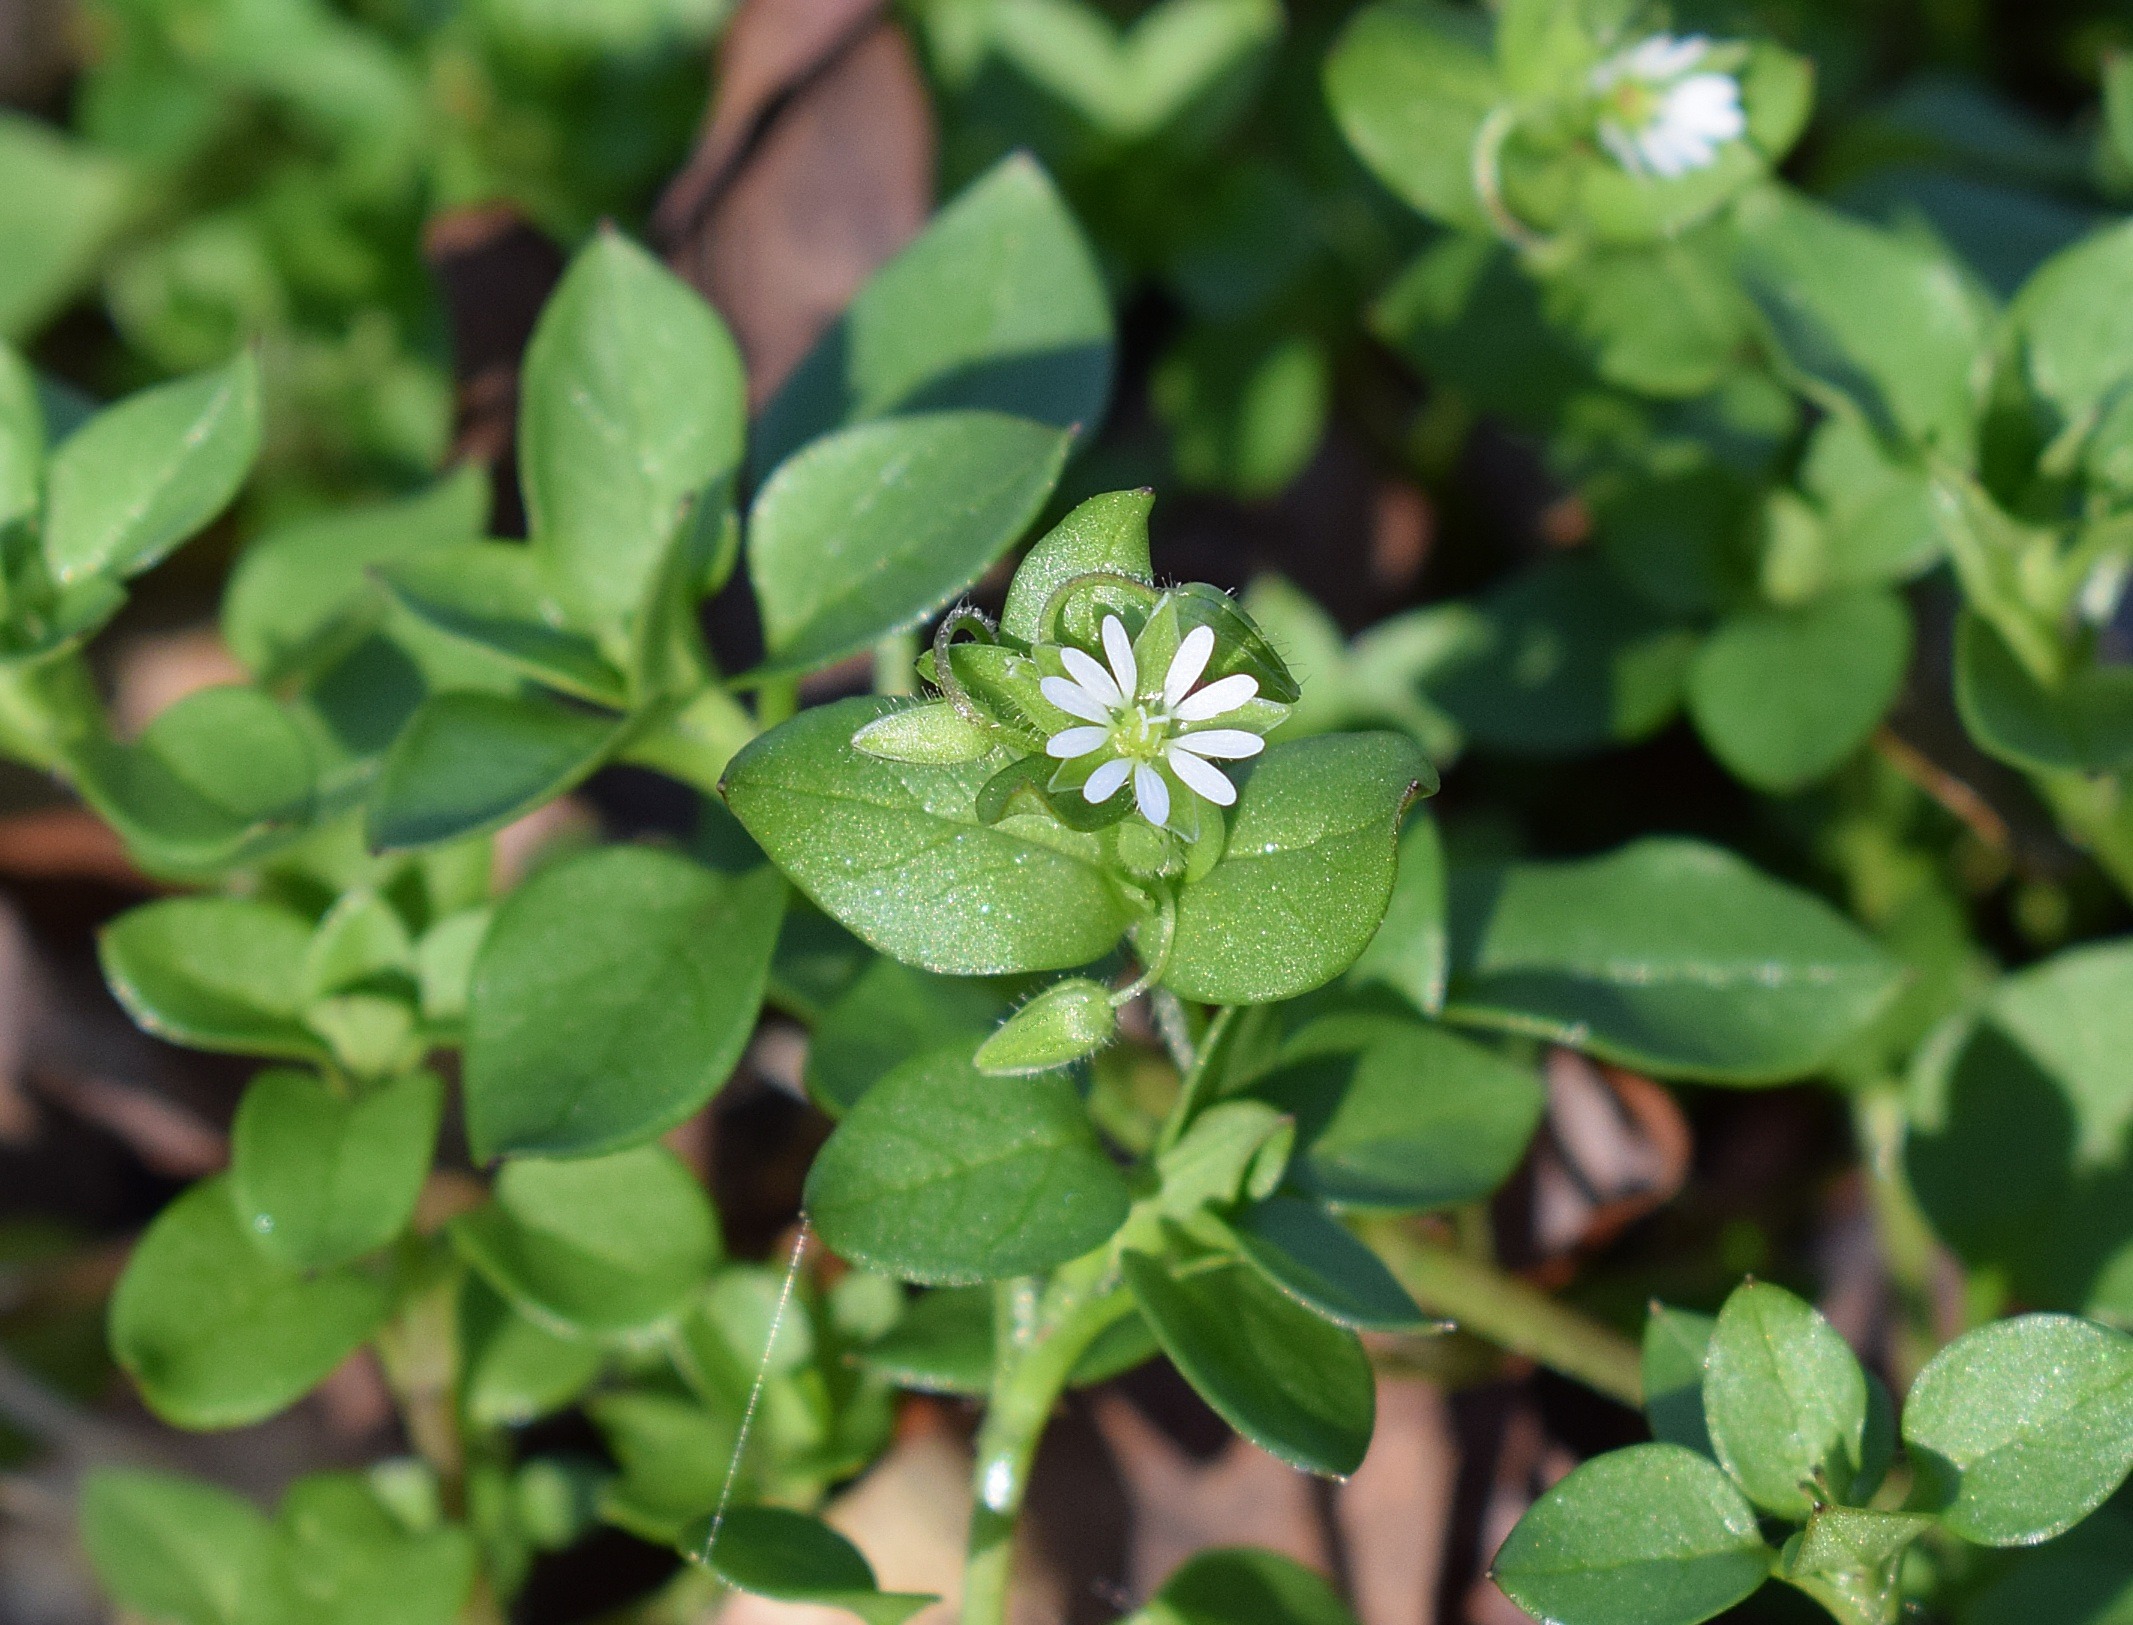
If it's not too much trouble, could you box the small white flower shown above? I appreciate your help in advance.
[1589,33,1746,180]
[1041,616,1266,828]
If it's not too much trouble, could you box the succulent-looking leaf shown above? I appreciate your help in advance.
[1702,1281,1870,1519]
[973,978,1117,1073]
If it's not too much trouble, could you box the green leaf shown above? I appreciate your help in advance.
[101,897,324,1059]
[1906,940,2133,1318]
[222,469,490,683]
[81,1468,275,1625]
[1902,1314,2133,1546]
[2012,218,2133,450]
[1347,811,1449,1015]
[805,1046,1132,1284]
[272,1473,476,1625]
[75,683,317,874]
[1246,1013,1542,1213]
[1124,1239,1375,1476]
[804,958,1011,1114]
[43,352,261,586]
[1491,1444,1773,1625]
[1954,610,2133,774]
[746,412,1072,679]
[688,1505,936,1625]
[858,1284,1155,1394]
[378,543,628,707]
[465,847,783,1159]
[1735,187,1988,456]
[366,691,625,852]
[591,1388,735,1541]
[450,1146,720,1338]
[1688,590,1912,792]
[1777,1507,1935,1625]
[0,112,134,340]
[1428,555,1700,756]
[973,977,1117,1074]
[1643,1305,1717,1460]
[755,155,1112,477]
[1164,733,1433,1004]
[0,343,42,528]
[998,489,1154,646]
[519,229,745,628]
[1445,838,1905,1083]
[1229,1196,1429,1330]
[231,1068,441,1270]
[1127,1545,1358,1625]
[988,0,1281,146]
[722,697,1136,975]
[460,1277,603,1427]
[1957,1503,2133,1625]
[1703,1282,1869,1519]
[110,1177,391,1428]
[1324,0,1498,232]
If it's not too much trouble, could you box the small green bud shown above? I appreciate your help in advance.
[851,701,993,764]
[973,978,1116,1074]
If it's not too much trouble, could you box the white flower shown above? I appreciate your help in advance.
[1589,33,1746,179]
[1040,615,1266,828]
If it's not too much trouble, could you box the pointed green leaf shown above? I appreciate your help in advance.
[755,155,1112,476]
[1230,1196,1429,1331]
[377,543,628,707]
[1128,1546,1358,1625]
[1643,1305,1718,1459]
[101,897,325,1060]
[366,691,625,852]
[520,230,744,628]
[81,1468,276,1625]
[1123,1236,1375,1476]
[44,352,260,585]
[688,1506,937,1625]
[747,412,1072,679]
[999,488,1154,645]
[1703,1282,1870,1519]
[1445,838,1905,1082]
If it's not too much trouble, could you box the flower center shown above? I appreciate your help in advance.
[1606,78,1660,127]
[1111,702,1173,761]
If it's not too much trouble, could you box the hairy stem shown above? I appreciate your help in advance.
[961,1269,1130,1625]
[1366,1224,1643,1408]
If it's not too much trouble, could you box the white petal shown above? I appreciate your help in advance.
[1059,646,1124,709]
[1174,673,1259,721]
[1041,675,1112,723]
[1162,625,1216,706]
[1101,615,1138,699]
[1134,763,1170,827]
[1166,746,1237,807]
[1172,728,1264,760]
[1046,726,1110,759]
[1083,756,1132,803]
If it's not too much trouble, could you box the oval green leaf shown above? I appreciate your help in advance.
[1491,1443,1773,1625]
[110,1177,391,1428]
[805,1045,1131,1285]
[465,846,783,1159]
[1703,1282,1870,1520]
[1444,838,1904,1083]
[101,897,324,1060]
[366,691,625,852]
[1164,732,1433,1004]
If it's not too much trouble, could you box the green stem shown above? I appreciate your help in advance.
[1152,1004,1237,1156]
[873,630,919,696]
[1365,1223,1643,1408]
[1852,1088,1949,1388]
[616,685,760,794]
[961,1268,1129,1625]
[755,677,799,729]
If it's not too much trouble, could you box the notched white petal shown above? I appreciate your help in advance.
[1060,645,1123,709]
[1163,625,1216,706]
[1041,675,1112,723]
[1046,726,1109,759]
[1083,756,1132,803]
[1172,728,1264,760]
[1134,763,1170,828]
[1101,615,1139,699]
[1174,673,1259,721]
[1166,746,1237,807]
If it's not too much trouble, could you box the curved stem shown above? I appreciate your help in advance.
[1365,1222,1643,1408]
[1152,1004,1238,1156]
[961,1271,1129,1625]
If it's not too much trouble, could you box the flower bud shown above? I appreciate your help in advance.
[973,978,1116,1075]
